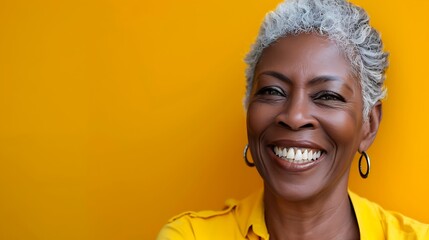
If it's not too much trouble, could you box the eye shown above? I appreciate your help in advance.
[256,86,285,97]
[313,90,345,102]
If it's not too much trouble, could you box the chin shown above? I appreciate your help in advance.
[264,180,324,203]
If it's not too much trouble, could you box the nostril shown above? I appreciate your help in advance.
[277,120,314,130]
[301,123,314,129]
[277,121,290,129]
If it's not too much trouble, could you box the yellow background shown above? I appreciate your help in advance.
[0,0,428,239]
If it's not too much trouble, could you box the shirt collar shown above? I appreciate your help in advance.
[233,189,384,240]
[234,188,269,239]
[348,190,385,239]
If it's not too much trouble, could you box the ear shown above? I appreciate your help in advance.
[359,101,382,152]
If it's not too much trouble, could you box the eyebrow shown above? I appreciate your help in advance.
[309,75,354,93]
[260,71,354,93]
[261,71,292,84]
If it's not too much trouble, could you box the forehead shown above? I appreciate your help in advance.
[255,33,355,84]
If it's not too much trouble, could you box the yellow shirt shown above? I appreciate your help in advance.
[157,190,429,239]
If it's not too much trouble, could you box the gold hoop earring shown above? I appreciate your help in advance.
[243,144,255,167]
[359,151,370,179]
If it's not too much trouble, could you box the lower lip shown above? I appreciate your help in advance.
[267,147,324,172]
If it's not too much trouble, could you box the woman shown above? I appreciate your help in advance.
[157,0,429,239]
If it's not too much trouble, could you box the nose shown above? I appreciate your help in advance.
[275,93,317,131]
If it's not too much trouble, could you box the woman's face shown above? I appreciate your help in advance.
[247,34,372,201]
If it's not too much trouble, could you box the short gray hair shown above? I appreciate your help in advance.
[244,0,389,118]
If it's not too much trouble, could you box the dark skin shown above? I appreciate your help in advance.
[246,33,382,240]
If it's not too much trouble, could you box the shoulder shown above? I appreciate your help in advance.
[378,206,429,239]
[156,190,265,240]
[156,199,242,240]
[350,191,429,239]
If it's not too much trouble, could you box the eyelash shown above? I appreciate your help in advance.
[313,90,346,102]
[256,87,345,102]
[256,86,285,97]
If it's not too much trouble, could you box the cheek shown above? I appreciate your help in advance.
[320,109,362,152]
[246,103,276,138]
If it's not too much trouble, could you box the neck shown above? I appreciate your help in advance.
[263,183,359,240]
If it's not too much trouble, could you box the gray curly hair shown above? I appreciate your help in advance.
[244,0,389,118]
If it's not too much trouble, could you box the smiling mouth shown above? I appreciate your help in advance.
[273,146,323,163]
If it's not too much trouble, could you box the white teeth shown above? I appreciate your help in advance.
[312,151,321,160]
[273,146,323,163]
[295,149,302,161]
[274,146,280,156]
[286,148,295,159]
[302,149,308,160]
